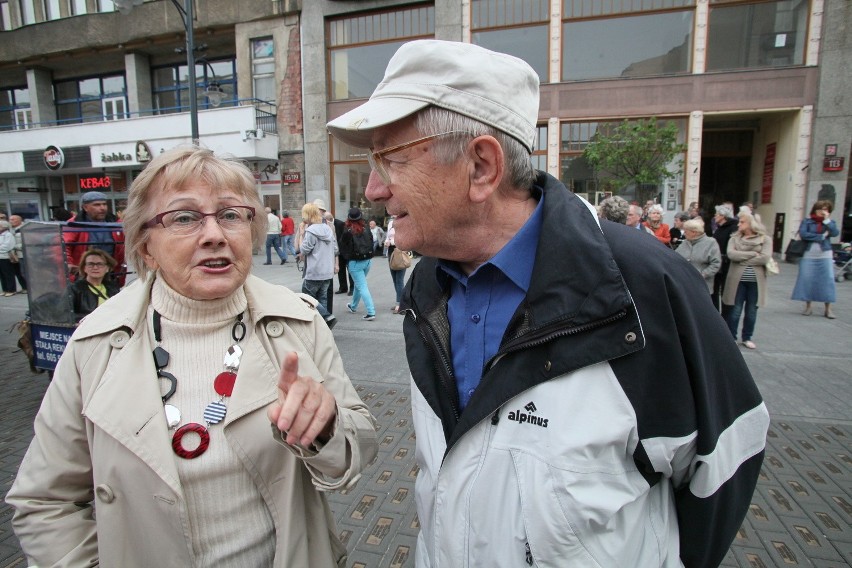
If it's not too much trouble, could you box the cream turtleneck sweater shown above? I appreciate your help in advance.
[149,276,275,564]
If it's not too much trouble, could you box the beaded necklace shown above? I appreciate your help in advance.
[153,310,247,459]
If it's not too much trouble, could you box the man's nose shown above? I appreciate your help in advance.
[364,170,389,202]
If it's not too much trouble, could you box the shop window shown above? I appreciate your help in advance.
[252,37,276,103]
[69,0,87,15]
[706,0,807,71]
[471,0,549,82]
[329,137,386,221]
[1,1,11,30]
[0,87,30,130]
[327,4,434,101]
[54,75,127,124]
[152,58,237,114]
[531,125,548,171]
[563,10,693,80]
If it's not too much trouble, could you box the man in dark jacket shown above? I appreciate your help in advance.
[63,191,125,283]
[328,40,768,567]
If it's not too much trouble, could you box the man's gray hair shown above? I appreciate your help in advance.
[599,196,630,224]
[415,107,536,190]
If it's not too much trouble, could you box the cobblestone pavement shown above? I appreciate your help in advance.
[1,254,849,567]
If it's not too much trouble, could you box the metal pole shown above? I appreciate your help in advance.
[182,0,199,144]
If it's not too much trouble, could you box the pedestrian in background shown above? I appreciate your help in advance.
[598,195,629,224]
[712,204,738,313]
[385,217,407,314]
[669,211,690,250]
[299,203,338,329]
[676,217,721,297]
[340,207,376,321]
[328,39,767,567]
[723,211,772,349]
[9,214,26,293]
[643,204,671,246]
[0,220,16,296]
[280,210,297,260]
[369,219,386,256]
[792,200,839,319]
[263,207,286,265]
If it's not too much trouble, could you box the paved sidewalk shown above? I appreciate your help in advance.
[0,253,850,567]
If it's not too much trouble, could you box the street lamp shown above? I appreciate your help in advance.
[115,0,200,144]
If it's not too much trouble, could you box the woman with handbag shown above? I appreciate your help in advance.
[385,217,410,314]
[723,211,772,349]
[0,220,18,297]
[791,200,839,318]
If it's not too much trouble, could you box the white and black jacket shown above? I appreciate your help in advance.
[400,172,769,568]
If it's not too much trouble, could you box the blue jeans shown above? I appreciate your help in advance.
[390,267,407,304]
[726,280,758,341]
[265,234,285,263]
[302,279,331,318]
[281,234,297,258]
[347,259,375,316]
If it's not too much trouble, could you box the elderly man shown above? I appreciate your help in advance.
[62,192,125,281]
[328,40,767,567]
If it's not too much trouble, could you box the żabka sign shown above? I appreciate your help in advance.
[44,146,65,171]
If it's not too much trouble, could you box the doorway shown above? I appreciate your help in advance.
[699,129,754,216]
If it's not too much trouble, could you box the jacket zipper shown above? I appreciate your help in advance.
[409,310,461,422]
[484,310,628,373]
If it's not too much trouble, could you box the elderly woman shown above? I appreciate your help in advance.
[643,204,671,246]
[70,248,120,320]
[792,200,840,319]
[723,211,772,349]
[7,146,377,566]
[675,218,721,295]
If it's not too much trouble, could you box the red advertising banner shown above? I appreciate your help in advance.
[761,143,776,204]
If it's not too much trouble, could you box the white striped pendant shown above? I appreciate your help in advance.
[203,400,227,425]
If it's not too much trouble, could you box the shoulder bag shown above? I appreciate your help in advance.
[389,248,412,270]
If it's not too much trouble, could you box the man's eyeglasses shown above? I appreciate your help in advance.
[144,206,255,235]
[367,130,470,185]
[85,262,108,268]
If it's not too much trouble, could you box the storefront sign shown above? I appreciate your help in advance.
[823,157,845,172]
[135,141,152,163]
[283,172,301,183]
[825,144,838,157]
[761,142,776,204]
[100,152,133,163]
[79,175,112,190]
[43,146,65,170]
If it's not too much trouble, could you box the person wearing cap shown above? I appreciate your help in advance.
[327,39,767,567]
[339,207,376,321]
[711,203,739,312]
[63,191,125,282]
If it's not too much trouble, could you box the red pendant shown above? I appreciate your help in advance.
[172,423,210,459]
[214,371,237,397]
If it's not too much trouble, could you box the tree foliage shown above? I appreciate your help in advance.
[583,118,686,192]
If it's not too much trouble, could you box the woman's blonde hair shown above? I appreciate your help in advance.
[301,203,322,225]
[123,146,265,279]
[737,210,766,235]
[682,218,705,233]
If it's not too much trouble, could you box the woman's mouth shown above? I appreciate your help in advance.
[200,259,230,269]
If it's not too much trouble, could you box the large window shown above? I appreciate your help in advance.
[471,0,549,82]
[0,87,31,130]
[152,59,237,114]
[562,0,694,81]
[251,37,276,103]
[531,125,548,171]
[45,0,60,19]
[706,0,808,71]
[327,4,434,101]
[69,0,87,15]
[54,75,127,124]
[330,138,385,221]
[1,0,12,29]
[20,0,36,24]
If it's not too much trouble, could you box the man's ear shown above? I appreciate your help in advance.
[467,136,504,204]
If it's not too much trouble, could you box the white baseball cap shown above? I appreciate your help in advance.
[327,40,540,152]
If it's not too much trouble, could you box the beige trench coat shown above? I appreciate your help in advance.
[7,274,378,567]
[722,232,772,308]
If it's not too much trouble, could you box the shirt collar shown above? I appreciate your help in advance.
[437,191,544,291]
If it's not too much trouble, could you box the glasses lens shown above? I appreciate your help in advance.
[216,207,253,228]
[162,210,203,234]
[367,152,391,185]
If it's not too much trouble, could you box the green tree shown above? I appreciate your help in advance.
[583,118,686,202]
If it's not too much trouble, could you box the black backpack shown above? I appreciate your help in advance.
[345,228,373,260]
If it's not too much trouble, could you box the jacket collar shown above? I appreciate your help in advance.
[75,273,316,340]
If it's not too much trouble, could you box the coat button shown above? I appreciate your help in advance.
[109,330,130,348]
[625,332,637,344]
[265,321,284,337]
[544,360,552,372]
[95,484,115,503]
